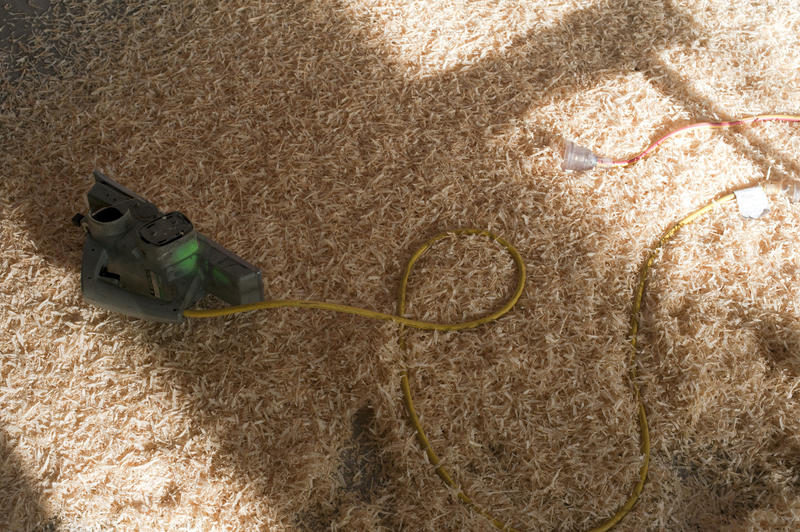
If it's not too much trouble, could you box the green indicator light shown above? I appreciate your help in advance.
[172,238,200,263]
[174,255,199,275]
[165,237,199,276]
[170,238,200,276]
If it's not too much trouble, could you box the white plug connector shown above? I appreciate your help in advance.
[561,140,598,171]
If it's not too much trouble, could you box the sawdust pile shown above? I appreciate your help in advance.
[2,1,800,530]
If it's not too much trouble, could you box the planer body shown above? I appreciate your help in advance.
[74,171,264,322]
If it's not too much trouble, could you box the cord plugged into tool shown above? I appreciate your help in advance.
[73,111,800,532]
[74,171,264,322]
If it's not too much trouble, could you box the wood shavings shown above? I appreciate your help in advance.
[2,0,800,530]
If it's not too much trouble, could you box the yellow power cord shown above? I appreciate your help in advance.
[184,197,735,530]
[584,192,735,531]
[184,229,526,330]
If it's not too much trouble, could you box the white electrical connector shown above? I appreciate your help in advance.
[733,185,770,218]
[561,140,598,171]
[561,140,615,171]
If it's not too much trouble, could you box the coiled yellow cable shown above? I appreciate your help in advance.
[184,229,526,330]
[185,228,528,529]
[183,197,735,530]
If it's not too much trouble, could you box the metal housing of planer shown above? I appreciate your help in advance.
[74,171,264,322]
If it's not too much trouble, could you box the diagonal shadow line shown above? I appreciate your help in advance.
[0,0,742,530]
[1,0,701,272]
[341,0,700,174]
[183,3,800,529]
[2,0,697,524]
[641,57,800,183]
[142,1,701,529]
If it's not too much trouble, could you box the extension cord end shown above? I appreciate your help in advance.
[561,140,598,172]
[764,181,800,203]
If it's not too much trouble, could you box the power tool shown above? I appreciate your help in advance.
[72,171,264,322]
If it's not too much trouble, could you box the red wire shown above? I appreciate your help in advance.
[610,115,800,166]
